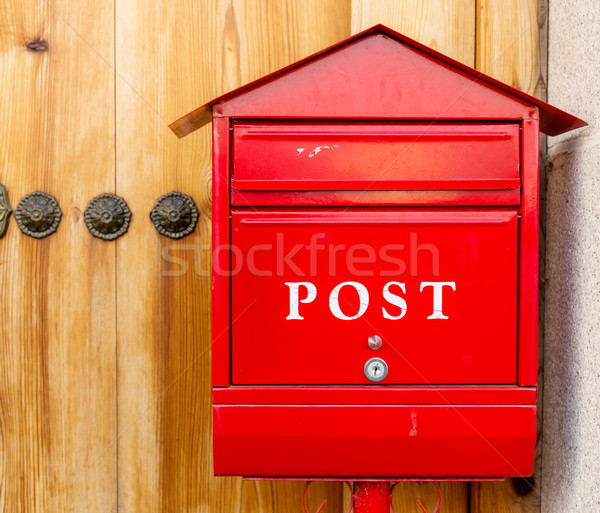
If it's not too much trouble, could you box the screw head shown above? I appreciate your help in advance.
[368,335,382,350]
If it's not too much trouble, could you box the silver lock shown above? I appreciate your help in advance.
[367,335,382,350]
[364,357,388,382]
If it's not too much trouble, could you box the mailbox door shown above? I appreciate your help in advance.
[230,208,518,385]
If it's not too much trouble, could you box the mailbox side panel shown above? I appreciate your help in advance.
[212,117,231,387]
[518,119,540,385]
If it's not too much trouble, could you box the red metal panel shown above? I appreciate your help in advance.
[211,117,231,387]
[230,209,518,385]
[518,119,540,386]
[236,178,519,191]
[213,405,536,478]
[231,188,521,206]
[232,123,520,191]
[212,385,537,405]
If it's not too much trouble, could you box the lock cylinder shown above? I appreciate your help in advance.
[364,357,388,382]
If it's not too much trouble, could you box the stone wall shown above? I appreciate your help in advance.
[543,2,600,511]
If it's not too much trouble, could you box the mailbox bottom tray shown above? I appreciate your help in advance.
[213,404,536,478]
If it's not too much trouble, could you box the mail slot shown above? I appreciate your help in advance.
[170,25,586,479]
[232,123,521,192]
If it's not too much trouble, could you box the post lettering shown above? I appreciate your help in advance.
[285,282,317,320]
[329,281,369,320]
[382,281,407,319]
[419,281,456,319]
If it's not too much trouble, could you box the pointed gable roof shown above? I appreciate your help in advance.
[170,25,586,138]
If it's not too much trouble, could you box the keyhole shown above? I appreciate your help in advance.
[365,358,388,382]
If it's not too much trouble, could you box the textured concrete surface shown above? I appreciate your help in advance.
[543,2,600,511]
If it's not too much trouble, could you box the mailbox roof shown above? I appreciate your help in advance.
[170,25,586,138]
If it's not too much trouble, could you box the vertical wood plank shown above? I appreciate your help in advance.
[390,482,469,513]
[116,1,350,512]
[0,0,117,512]
[351,0,476,66]
[476,0,544,97]
[115,1,224,510]
[229,2,350,511]
[231,0,352,86]
[349,3,476,512]
[473,1,546,512]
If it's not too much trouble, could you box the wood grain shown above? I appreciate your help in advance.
[0,0,546,511]
[348,3,478,511]
[229,0,351,87]
[351,0,476,66]
[391,482,468,513]
[0,0,117,512]
[115,1,349,512]
[224,7,349,512]
[349,4,473,512]
[476,0,544,97]
[115,1,221,510]
[472,1,545,511]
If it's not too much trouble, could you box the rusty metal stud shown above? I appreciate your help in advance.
[15,191,61,239]
[150,191,198,239]
[84,193,131,240]
[0,184,12,238]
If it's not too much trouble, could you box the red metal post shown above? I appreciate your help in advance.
[353,482,390,513]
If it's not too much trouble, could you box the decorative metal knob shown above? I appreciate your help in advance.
[0,184,12,238]
[84,193,131,240]
[15,191,62,238]
[150,192,198,239]
[368,335,382,350]
[364,358,388,382]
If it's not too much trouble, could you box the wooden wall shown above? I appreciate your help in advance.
[0,1,546,512]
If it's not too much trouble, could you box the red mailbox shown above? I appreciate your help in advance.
[171,25,585,479]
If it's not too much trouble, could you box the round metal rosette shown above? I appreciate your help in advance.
[150,192,198,239]
[15,191,62,239]
[84,193,131,240]
[0,184,12,239]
